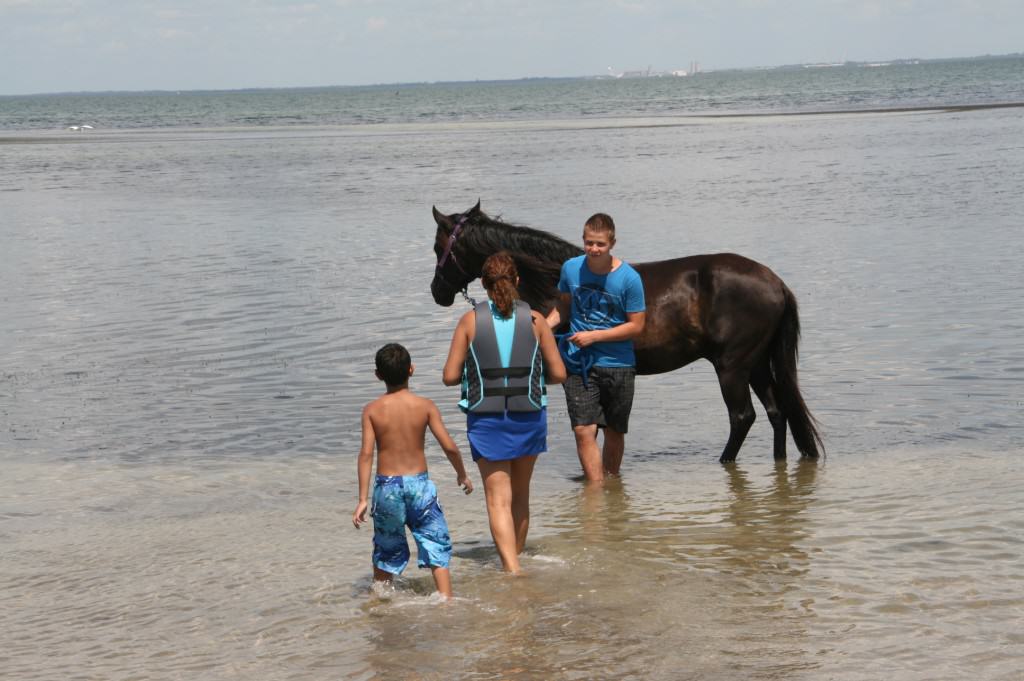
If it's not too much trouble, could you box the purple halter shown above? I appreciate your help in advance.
[436,213,472,281]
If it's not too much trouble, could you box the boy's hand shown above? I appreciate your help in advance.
[352,500,368,528]
[569,330,599,348]
[458,474,474,495]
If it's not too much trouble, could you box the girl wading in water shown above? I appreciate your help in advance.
[443,252,566,574]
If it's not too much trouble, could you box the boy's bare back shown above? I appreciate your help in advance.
[363,390,453,477]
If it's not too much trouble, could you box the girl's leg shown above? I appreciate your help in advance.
[476,458,520,574]
[509,455,539,554]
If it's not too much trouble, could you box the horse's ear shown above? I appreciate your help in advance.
[467,200,482,217]
[432,206,451,229]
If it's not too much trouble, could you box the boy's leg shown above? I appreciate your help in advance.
[572,425,604,482]
[373,566,395,585]
[477,458,521,573]
[371,481,411,579]
[509,454,539,553]
[563,372,606,482]
[406,476,454,596]
[430,567,452,599]
[602,428,625,476]
[597,367,636,477]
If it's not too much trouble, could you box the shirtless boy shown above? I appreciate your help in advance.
[352,343,473,599]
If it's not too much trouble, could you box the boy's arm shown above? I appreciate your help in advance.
[352,406,376,528]
[426,401,473,494]
[568,310,646,347]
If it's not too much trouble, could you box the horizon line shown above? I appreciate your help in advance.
[2,52,1021,99]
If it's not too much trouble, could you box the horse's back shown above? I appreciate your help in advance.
[634,253,786,315]
[631,253,790,374]
[635,252,782,281]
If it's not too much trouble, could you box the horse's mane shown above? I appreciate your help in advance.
[464,212,583,310]
[464,212,583,263]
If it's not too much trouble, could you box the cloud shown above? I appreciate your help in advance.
[613,0,647,12]
[4,0,1024,94]
[158,27,193,41]
[0,0,80,14]
[280,3,320,14]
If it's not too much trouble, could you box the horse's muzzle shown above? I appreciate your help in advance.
[430,276,457,306]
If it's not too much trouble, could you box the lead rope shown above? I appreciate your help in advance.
[460,286,477,307]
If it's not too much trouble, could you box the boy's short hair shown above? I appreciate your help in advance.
[375,343,411,386]
[584,213,616,239]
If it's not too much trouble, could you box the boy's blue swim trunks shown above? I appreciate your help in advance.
[371,472,452,575]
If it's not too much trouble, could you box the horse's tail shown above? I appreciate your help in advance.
[771,285,824,459]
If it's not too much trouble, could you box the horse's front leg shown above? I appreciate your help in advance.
[716,367,756,463]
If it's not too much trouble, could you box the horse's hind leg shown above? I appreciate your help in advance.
[750,362,787,460]
[715,367,756,464]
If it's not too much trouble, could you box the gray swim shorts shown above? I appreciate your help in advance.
[562,366,636,433]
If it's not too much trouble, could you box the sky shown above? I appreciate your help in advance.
[1,0,1021,95]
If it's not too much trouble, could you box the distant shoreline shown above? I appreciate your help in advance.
[4,101,1023,143]
[1,53,1021,99]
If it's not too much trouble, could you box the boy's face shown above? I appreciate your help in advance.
[582,227,615,259]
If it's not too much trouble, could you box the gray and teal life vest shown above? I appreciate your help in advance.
[460,300,545,413]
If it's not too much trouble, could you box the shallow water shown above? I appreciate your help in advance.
[3,449,1020,680]
[2,96,1023,678]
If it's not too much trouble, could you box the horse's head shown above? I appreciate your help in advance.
[430,201,485,306]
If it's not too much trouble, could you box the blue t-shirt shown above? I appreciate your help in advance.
[557,255,645,368]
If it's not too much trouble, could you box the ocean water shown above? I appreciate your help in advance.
[2,59,1023,680]
[3,57,1024,131]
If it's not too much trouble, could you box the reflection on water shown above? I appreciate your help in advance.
[713,460,817,575]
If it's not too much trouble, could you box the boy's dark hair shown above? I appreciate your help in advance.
[375,343,411,386]
[584,213,616,238]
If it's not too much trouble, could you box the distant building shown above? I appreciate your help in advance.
[605,62,699,78]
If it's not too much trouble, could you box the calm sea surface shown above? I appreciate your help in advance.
[2,60,1023,680]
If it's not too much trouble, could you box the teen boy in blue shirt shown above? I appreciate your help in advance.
[546,214,646,482]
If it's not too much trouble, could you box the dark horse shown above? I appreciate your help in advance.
[430,202,823,463]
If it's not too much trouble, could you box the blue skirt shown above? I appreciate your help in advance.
[467,408,547,462]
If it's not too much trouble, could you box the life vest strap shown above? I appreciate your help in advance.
[480,366,531,379]
[484,386,530,397]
